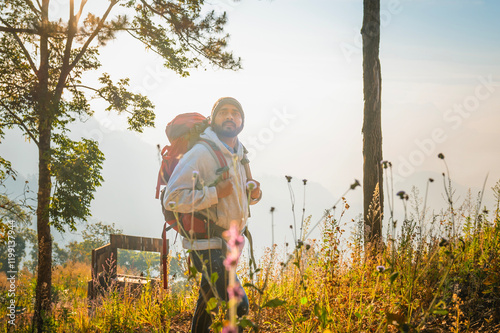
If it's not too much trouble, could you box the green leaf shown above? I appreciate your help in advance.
[210,272,219,285]
[314,304,328,325]
[389,271,399,284]
[300,297,308,305]
[243,282,263,294]
[262,298,286,309]
[432,309,448,315]
[188,265,198,280]
[314,304,322,317]
[432,300,448,316]
[238,318,256,329]
[206,297,218,312]
[354,312,362,319]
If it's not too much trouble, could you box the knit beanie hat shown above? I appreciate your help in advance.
[210,97,244,125]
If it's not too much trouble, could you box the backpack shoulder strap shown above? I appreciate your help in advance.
[197,138,229,181]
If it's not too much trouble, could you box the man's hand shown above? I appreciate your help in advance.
[216,179,233,198]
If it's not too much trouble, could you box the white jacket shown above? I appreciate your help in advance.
[162,127,257,232]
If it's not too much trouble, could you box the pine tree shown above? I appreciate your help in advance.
[0,1,241,329]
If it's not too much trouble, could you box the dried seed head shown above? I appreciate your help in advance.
[350,179,361,190]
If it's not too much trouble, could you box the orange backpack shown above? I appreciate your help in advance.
[156,113,229,288]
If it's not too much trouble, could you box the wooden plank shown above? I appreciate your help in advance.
[110,234,162,252]
[95,244,112,276]
[87,280,94,300]
[111,246,117,278]
[110,234,139,250]
[142,237,162,252]
[91,249,96,280]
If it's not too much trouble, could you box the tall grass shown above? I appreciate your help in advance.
[236,179,500,332]
[1,175,500,332]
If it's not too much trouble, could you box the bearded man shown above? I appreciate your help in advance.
[163,97,262,332]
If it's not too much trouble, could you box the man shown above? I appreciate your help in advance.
[163,97,262,332]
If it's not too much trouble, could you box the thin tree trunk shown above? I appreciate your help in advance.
[33,0,53,330]
[33,121,53,331]
[362,0,384,249]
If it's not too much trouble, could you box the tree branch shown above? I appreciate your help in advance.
[126,30,165,58]
[54,0,79,101]
[0,26,38,34]
[68,1,118,73]
[68,84,100,94]
[69,84,134,116]
[75,0,88,23]
[0,101,39,146]
[0,19,39,76]
[138,0,224,68]
[23,0,41,14]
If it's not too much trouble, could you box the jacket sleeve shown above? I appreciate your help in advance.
[162,146,219,214]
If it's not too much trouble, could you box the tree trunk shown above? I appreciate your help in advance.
[33,119,53,331]
[362,0,384,249]
[33,1,53,330]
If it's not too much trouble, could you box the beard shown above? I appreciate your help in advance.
[212,121,243,138]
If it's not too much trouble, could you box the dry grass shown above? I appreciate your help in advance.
[2,177,500,332]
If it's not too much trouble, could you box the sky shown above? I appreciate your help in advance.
[1,0,500,260]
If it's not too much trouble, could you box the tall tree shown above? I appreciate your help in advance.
[0,0,240,330]
[361,0,383,248]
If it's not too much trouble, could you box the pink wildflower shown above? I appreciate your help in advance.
[227,284,245,302]
[223,223,245,251]
[223,252,239,270]
[222,326,238,333]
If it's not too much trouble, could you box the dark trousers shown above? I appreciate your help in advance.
[190,249,249,333]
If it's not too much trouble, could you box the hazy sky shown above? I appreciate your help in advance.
[2,0,500,258]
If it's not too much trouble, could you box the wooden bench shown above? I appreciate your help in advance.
[87,234,168,305]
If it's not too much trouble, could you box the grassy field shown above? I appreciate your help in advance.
[2,176,500,332]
